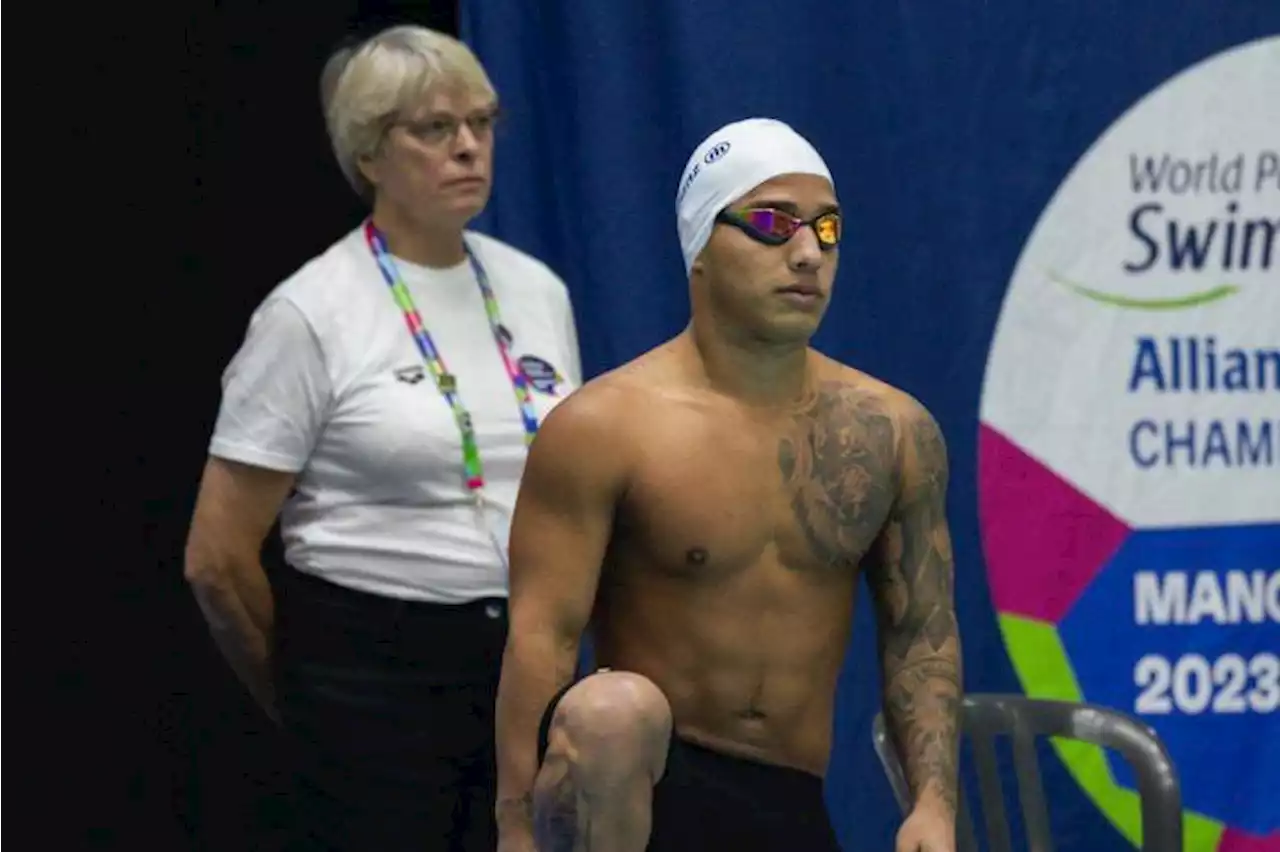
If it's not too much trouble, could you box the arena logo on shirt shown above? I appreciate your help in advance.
[394,365,426,385]
[517,355,563,395]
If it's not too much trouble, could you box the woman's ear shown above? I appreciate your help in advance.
[357,151,381,189]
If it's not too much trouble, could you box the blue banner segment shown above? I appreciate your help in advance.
[1060,523,1280,834]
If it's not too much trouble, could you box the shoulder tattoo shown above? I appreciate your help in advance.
[777,381,899,571]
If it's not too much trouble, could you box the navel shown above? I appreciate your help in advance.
[685,547,709,565]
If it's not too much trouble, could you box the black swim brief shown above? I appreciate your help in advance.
[537,678,843,852]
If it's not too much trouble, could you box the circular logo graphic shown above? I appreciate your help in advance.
[518,354,563,395]
[978,36,1279,852]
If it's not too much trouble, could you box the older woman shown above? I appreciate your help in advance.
[183,24,581,851]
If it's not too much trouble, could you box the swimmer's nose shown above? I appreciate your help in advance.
[787,227,824,271]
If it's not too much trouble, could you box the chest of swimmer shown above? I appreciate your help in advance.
[614,389,899,584]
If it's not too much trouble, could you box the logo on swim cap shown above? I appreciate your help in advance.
[704,141,731,164]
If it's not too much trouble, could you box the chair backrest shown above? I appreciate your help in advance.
[871,694,1183,852]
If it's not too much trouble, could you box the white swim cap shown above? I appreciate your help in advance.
[674,117,834,274]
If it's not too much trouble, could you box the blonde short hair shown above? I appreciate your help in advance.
[322,25,497,199]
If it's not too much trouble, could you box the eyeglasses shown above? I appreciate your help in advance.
[394,106,501,146]
[715,207,842,250]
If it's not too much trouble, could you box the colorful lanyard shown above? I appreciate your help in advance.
[364,219,539,495]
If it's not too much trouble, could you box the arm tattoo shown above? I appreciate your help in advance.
[867,404,962,817]
[779,384,961,814]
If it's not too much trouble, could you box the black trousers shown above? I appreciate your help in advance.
[273,567,506,852]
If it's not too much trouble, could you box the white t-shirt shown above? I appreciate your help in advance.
[209,225,582,603]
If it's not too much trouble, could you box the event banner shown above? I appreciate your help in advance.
[978,35,1278,852]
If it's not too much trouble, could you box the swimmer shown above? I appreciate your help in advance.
[494,118,962,852]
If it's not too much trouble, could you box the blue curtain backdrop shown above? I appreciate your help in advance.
[461,4,1279,850]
